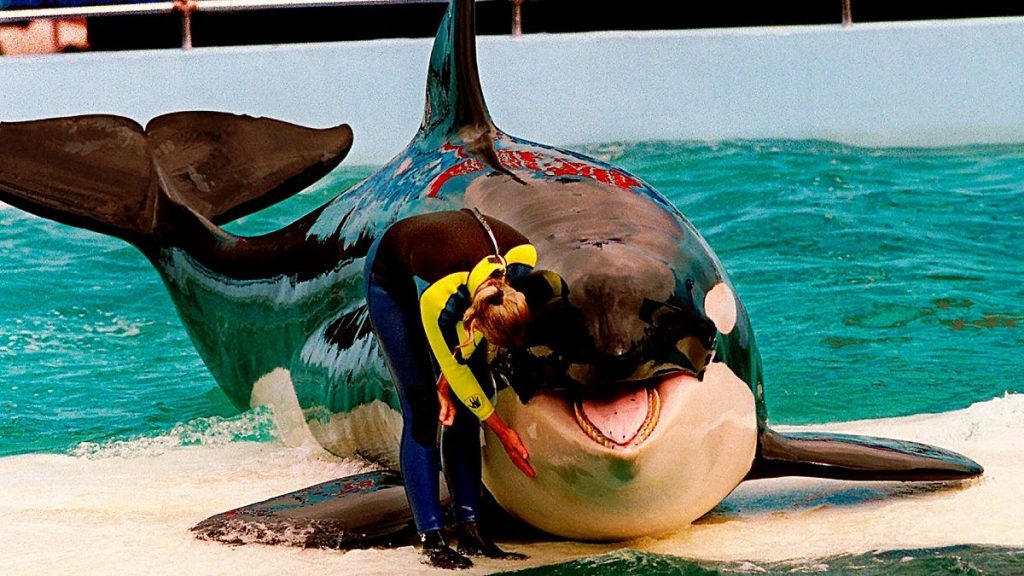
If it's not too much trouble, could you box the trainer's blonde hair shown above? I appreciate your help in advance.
[461,278,530,349]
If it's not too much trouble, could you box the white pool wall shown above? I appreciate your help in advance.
[2,16,1023,165]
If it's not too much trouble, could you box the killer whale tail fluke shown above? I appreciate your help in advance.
[147,112,353,227]
[0,115,157,246]
[0,113,352,250]
[745,429,984,482]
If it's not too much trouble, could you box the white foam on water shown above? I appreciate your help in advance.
[1,394,1022,575]
[69,410,278,459]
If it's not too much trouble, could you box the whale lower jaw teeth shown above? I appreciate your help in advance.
[573,388,661,449]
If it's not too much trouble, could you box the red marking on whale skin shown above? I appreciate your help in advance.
[498,150,542,172]
[541,157,642,189]
[427,159,485,197]
[441,141,470,159]
[340,479,375,494]
[426,149,643,198]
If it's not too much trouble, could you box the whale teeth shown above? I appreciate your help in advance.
[573,388,661,449]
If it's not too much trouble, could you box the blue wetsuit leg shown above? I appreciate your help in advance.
[442,398,482,524]
[365,252,444,535]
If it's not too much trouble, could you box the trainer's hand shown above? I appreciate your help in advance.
[437,375,456,427]
[483,412,535,478]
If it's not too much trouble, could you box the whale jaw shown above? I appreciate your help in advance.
[481,364,758,540]
[574,387,661,449]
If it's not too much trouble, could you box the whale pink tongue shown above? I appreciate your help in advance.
[578,388,650,446]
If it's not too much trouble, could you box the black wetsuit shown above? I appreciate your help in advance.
[363,209,535,534]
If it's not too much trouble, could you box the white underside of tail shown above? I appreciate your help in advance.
[249,367,402,467]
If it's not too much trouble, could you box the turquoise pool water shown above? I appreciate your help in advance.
[497,547,1024,575]
[2,139,1020,456]
[1,139,1022,575]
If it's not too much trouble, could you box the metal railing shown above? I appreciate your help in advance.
[0,0,475,21]
[0,0,519,50]
[1,0,860,53]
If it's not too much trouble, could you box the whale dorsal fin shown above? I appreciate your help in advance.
[420,0,495,137]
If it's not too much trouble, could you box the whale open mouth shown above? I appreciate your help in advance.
[573,387,661,449]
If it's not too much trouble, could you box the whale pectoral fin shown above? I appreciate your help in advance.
[191,470,418,549]
[745,429,983,481]
[0,115,157,243]
[147,112,353,225]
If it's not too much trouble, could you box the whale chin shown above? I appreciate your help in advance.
[481,363,759,540]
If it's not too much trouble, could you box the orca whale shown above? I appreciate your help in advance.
[0,0,981,545]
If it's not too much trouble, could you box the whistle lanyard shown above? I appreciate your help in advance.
[470,207,502,258]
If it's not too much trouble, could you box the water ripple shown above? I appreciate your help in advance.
[2,139,1022,450]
